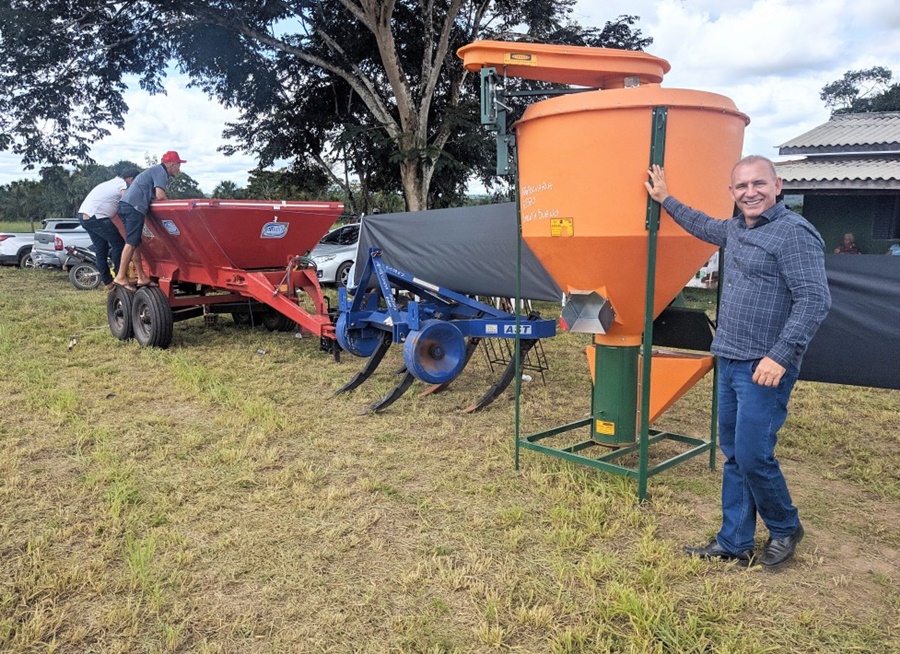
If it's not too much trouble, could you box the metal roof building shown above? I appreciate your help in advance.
[776,112,900,191]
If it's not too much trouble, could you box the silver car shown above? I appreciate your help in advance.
[310,223,359,287]
[31,218,93,268]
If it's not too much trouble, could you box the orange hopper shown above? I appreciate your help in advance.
[459,41,749,449]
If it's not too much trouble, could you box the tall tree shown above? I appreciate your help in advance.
[0,1,651,210]
[821,66,900,114]
[0,179,44,224]
[0,160,144,221]
[0,1,162,166]
[212,180,243,199]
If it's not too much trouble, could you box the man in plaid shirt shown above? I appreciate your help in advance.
[645,155,831,568]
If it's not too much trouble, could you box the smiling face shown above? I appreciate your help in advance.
[729,159,782,224]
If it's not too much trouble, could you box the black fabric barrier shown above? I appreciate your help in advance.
[799,255,900,390]
[355,203,563,302]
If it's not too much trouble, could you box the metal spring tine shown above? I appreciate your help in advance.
[362,372,417,414]
[464,339,538,413]
[332,333,393,395]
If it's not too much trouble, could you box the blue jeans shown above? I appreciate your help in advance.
[78,214,124,285]
[716,357,800,553]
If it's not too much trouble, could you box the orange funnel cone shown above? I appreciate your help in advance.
[460,41,748,345]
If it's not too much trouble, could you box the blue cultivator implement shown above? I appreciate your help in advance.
[334,249,557,413]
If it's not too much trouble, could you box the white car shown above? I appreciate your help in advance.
[310,223,359,287]
[0,231,35,267]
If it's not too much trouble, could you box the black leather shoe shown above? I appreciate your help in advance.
[683,540,755,566]
[760,523,804,567]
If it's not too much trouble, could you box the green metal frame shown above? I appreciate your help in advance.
[513,106,719,501]
[480,68,513,175]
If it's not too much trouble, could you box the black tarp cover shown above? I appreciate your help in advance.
[354,203,563,302]
[800,255,900,390]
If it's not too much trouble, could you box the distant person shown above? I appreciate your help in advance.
[112,151,186,291]
[645,155,831,568]
[77,168,140,289]
[833,232,862,254]
[887,242,900,255]
[699,250,719,285]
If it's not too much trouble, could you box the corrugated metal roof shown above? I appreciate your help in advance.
[776,156,900,191]
[778,112,900,154]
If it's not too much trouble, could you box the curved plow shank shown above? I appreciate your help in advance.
[333,333,393,396]
[363,372,417,414]
[464,339,539,413]
[419,337,482,397]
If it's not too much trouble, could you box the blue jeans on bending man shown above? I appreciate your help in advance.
[77,213,124,286]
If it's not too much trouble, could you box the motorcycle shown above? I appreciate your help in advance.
[64,245,105,290]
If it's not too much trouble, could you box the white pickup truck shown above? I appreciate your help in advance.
[0,231,36,267]
[31,218,95,268]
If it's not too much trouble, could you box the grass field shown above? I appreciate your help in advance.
[1,266,898,653]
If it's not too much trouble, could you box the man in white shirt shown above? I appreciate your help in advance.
[77,168,140,289]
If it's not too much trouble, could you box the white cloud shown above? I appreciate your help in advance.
[639,0,850,84]
[89,78,258,194]
[575,0,900,162]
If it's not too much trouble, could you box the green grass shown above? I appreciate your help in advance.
[1,268,898,653]
[0,220,38,232]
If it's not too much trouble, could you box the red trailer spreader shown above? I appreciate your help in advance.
[107,199,344,349]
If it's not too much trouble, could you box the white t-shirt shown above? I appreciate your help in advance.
[78,177,127,219]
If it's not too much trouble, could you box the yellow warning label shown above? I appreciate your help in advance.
[504,52,538,66]
[595,420,616,436]
[550,218,574,237]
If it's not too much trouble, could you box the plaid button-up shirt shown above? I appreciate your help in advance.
[662,197,831,369]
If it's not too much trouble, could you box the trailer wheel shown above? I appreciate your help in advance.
[131,286,174,348]
[107,286,134,341]
[230,310,264,328]
[69,262,101,290]
[262,310,296,332]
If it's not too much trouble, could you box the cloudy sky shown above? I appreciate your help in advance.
[575,0,900,157]
[1,0,899,194]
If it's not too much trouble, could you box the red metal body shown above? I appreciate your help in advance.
[119,199,344,338]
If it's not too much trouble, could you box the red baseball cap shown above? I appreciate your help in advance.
[161,151,187,163]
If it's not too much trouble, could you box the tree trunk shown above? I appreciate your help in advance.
[399,159,428,212]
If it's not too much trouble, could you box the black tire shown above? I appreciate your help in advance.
[336,261,353,288]
[107,286,134,341]
[131,286,174,348]
[69,262,101,290]
[232,312,253,327]
[19,250,34,269]
[262,310,296,332]
[231,311,265,328]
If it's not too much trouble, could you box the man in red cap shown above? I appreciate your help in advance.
[112,150,186,291]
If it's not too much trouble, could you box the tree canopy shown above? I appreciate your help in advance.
[820,66,900,114]
[0,1,651,211]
